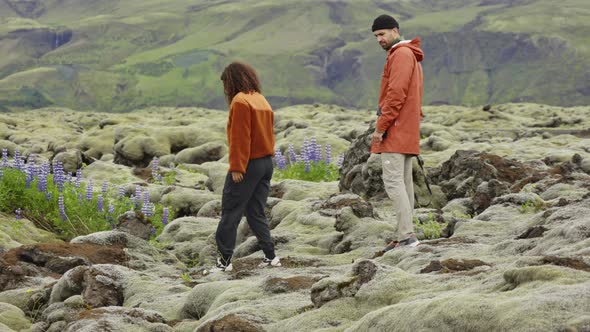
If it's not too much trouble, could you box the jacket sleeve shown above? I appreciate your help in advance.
[228,100,251,174]
[376,47,416,133]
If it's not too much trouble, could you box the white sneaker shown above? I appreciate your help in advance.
[215,258,233,272]
[397,237,420,248]
[258,256,281,268]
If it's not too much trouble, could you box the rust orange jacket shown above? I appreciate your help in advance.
[227,92,275,174]
[371,37,424,155]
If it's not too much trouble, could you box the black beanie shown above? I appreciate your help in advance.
[371,14,399,31]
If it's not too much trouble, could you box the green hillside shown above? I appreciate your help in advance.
[0,0,589,111]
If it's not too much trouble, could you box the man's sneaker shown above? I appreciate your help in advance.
[372,240,399,258]
[215,257,233,272]
[258,256,281,268]
[383,240,399,252]
[395,237,420,248]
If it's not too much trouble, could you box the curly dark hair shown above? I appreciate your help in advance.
[220,62,262,105]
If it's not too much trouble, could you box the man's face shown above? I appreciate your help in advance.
[373,28,400,50]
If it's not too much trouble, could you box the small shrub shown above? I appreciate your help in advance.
[180,272,192,283]
[273,137,344,182]
[414,213,447,239]
[519,198,545,214]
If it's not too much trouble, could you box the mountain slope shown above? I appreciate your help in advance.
[0,0,588,111]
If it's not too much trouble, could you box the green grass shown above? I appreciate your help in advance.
[0,165,173,240]
[0,17,47,33]
[404,4,504,33]
[1,0,589,111]
[274,161,339,182]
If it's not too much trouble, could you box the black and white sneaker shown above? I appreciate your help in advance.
[396,237,420,248]
[258,256,281,268]
[215,257,233,272]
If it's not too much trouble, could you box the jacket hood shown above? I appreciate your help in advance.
[391,37,424,62]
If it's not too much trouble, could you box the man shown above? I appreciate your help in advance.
[370,14,424,250]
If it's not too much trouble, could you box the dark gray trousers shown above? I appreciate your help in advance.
[215,156,275,264]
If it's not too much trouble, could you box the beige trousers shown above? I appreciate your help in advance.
[381,153,415,241]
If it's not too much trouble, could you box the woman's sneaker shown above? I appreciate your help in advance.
[215,257,233,272]
[258,256,281,268]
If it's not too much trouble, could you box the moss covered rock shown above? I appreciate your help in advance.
[0,302,31,331]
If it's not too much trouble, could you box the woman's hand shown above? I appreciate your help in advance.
[231,172,244,183]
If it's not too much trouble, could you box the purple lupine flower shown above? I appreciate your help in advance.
[86,181,94,201]
[141,191,154,217]
[37,162,50,193]
[301,138,310,162]
[38,175,47,193]
[134,186,142,208]
[45,192,52,201]
[108,202,115,214]
[337,154,345,168]
[0,167,3,179]
[101,180,108,194]
[15,208,22,220]
[274,149,287,170]
[13,149,21,170]
[311,137,320,162]
[303,150,311,173]
[34,163,42,178]
[301,138,312,160]
[75,168,82,188]
[16,158,25,172]
[25,161,34,188]
[315,144,322,163]
[143,189,150,207]
[1,148,8,168]
[53,162,65,192]
[58,194,67,221]
[119,186,126,198]
[288,144,297,164]
[27,158,35,174]
[97,194,104,212]
[162,207,169,226]
[325,144,332,164]
[42,162,50,176]
[141,202,150,216]
[152,157,162,182]
[142,203,155,217]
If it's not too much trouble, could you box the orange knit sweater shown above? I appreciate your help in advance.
[227,92,275,173]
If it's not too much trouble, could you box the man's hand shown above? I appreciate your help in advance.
[231,172,244,183]
[372,130,384,143]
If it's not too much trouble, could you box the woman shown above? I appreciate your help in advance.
[215,62,280,272]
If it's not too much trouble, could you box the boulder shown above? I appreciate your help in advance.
[116,211,154,240]
[114,135,170,168]
[270,180,339,201]
[429,150,535,201]
[310,260,378,308]
[160,188,219,217]
[64,307,170,332]
[174,142,227,165]
[0,302,31,331]
[52,150,82,174]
